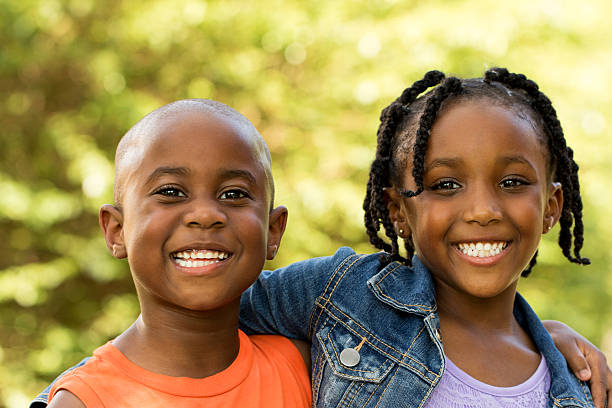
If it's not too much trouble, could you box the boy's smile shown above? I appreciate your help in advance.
[389,100,562,300]
[101,106,286,312]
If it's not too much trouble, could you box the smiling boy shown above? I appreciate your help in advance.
[46,99,311,407]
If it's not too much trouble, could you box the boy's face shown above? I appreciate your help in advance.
[101,110,286,312]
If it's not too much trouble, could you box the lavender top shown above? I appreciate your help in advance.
[424,355,551,408]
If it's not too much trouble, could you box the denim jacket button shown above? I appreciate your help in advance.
[340,347,361,367]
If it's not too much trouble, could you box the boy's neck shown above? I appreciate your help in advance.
[113,299,242,379]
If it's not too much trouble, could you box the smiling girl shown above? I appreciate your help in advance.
[239,68,603,407]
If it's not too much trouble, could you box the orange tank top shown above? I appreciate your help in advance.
[48,330,311,407]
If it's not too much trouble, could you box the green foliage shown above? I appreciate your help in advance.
[1,0,611,406]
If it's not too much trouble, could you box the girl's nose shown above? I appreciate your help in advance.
[463,185,502,226]
[183,198,227,229]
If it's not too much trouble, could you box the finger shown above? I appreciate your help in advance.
[585,348,608,408]
[562,340,592,381]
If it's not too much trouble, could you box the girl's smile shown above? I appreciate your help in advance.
[454,240,510,265]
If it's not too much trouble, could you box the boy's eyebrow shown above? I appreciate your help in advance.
[144,166,258,185]
[145,166,191,184]
[217,168,257,184]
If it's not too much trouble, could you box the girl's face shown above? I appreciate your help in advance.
[388,100,562,300]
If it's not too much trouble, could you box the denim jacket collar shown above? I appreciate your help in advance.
[367,255,437,316]
[367,253,593,408]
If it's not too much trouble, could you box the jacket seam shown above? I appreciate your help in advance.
[374,263,434,312]
[344,380,366,407]
[362,376,384,407]
[318,300,439,378]
[308,254,365,337]
[374,363,402,408]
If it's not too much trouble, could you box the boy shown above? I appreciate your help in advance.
[46,99,312,407]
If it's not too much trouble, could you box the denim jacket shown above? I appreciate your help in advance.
[239,247,593,408]
[31,247,593,408]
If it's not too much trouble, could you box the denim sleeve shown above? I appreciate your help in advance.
[239,247,356,341]
[28,357,90,408]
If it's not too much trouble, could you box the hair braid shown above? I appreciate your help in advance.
[363,70,446,264]
[484,68,590,275]
[399,77,463,198]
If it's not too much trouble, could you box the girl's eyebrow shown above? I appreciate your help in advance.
[424,157,463,172]
[424,156,537,172]
[500,155,536,171]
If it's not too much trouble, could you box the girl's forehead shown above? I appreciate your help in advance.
[424,102,548,170]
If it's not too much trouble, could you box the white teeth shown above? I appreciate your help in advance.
[173,249,230,267]
[457,241,507,258]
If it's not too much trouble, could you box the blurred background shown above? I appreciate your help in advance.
[1,0,611,406]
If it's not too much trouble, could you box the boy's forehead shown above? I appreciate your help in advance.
[114,102,274,203]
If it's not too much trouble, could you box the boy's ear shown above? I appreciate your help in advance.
[99,204,127,259]
[383,187,411,239]
[266,205,288,260]
[543,182,563,234]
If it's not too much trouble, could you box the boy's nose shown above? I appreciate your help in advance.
[183,198,227,229]
[463,184,502,226]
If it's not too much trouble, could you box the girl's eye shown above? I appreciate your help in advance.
[500,178,527,189]
[154,186,186,198]
[219,189,250,200]
[431,180,461,191]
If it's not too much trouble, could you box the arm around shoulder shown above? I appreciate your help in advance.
[239,247,358,339]
[47,390,87,408]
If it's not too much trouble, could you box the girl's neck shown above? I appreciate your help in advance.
[113,297,241,379]
[434,278,519,332]
[434,278,541,387]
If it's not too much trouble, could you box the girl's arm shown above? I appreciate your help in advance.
[239,247,357,340]
[544,320,611,408]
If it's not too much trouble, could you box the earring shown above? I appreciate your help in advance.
[399,229,404,236]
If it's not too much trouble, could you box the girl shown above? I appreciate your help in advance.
[239,68,600,407]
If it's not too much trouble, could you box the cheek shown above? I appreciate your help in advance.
[505,192,545,234]
[406,199,453,246]
[237,209,269,250]
[123,207,173,251]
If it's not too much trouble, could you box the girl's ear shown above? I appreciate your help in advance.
[543,182,563,234]
[383,187,411,238]
[266,205,288,260]
[99,204,127,258]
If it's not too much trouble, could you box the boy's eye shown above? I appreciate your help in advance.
[219,189,250,200]
[154,186,186,197]
[431,180,461,191]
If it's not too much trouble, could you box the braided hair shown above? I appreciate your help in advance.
[363,67,590,276]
